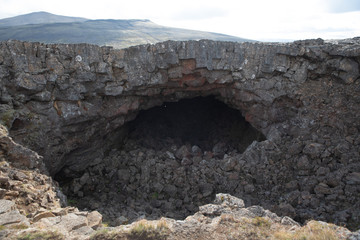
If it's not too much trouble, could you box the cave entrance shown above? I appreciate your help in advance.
[125,95,265,153]
[57,95,266,226]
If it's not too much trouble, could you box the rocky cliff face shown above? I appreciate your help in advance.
[0,38,360,229]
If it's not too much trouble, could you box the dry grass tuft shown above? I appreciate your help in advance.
[90,228,120,240]
[128,219,170,240]
[217,216,346,240]
[17,230,65,240]
[90,216,347,240]
[273,220,342,240]
[90,219,170,240]
[10,223,29,230]
[253,216,272,228]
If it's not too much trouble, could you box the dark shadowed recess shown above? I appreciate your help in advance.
[123,95,265,153]
[54,96,266,224]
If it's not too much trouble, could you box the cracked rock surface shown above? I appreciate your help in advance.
[0,38,360,231]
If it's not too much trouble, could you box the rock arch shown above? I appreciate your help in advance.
[0,38,359,227]
[1,40,308,174]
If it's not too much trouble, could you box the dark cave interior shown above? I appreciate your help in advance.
[55,95,266,225]
[124,95,265,153]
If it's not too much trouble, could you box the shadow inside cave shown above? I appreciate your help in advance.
[125,96,265,153]
[55,95,266,226]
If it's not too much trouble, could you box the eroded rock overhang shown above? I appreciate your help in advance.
[0,38,359,178]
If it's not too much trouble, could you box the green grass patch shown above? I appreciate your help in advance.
[67,198,78,206]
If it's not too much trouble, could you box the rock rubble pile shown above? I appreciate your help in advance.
[0,37,360,232]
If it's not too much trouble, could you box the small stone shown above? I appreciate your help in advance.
[104,83,123,96]
[297,155,311,170]
[203,151,213,160]
[115,216,128,225]
[0,176,9,185]
[199,204,223,216]
[247,205,267,216]
[72,226,94,236]
[345,136,354,144]
[228,172,239,180]
[75,211,88,217]
[87,211,102,229]
[166,151,175,159]
[150,199,162,208]
[212,142,227,158]
[0,200,15,214]
[163,184,177,196]
[346,172,360,185]
[325,194,337,201]
[287,142,303,155]
[191,145,202,156]
[281,216,300,227]
[244,184,255,193]
[32,91,52,101]
[298,169,310,176]
[145,206,153,214]
[220,157,237,172]
[316,167,330,176]
[153,182,164,193]
[303,143,325,159]
[89,201,100,210]
[89,158,102,166]
[0,189,7,198]
[5,191,19,197]
[75,55,82,62]
[13,171,28,181]
[338,58,359,84]
[278,203,296,218]
[314,183,332,195]
[285,190,300,206]
[57,213,88,231]
[79,172,90,186]
[118,169,130,182]
[285,180,298,191]
[52,208,68,216]
[175,145,191,159]
[326,176,341,187]
[33,215,61,228]
[0,210,29,226]
[214,193,245,208]
[200,183,213,197]
[33,211,56,222]
[192,156,202,165]
[72,181,82,193]
[181,157,192,166]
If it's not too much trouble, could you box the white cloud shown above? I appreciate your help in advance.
[0,0,359,41]
[324,0,360,13]
[170,7,228,21]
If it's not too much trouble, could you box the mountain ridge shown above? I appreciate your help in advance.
[0,12,253,48]
[0,11,88,26]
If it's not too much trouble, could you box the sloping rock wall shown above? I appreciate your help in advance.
[0,38,360,227]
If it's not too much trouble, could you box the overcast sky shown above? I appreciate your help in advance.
[0,0,359,41]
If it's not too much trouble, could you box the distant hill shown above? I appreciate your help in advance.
[0,12,252,48]
[0,11,88,27]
